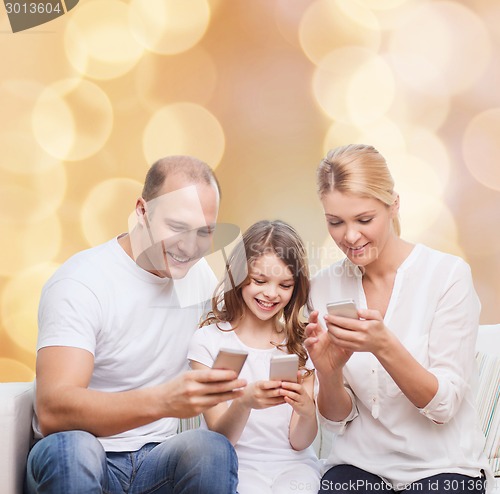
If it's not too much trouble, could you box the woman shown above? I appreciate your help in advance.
[305,144,492,493]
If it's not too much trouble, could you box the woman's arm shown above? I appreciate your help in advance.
[304,312,355,422]
[326,260,480,422]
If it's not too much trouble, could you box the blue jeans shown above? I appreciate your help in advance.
[319,465,486,494]
[25,429,238,494]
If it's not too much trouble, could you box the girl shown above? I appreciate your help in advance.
[188,220,321,494]
[306,144,492,493]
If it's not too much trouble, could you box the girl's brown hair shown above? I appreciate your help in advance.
[202,220,312,374]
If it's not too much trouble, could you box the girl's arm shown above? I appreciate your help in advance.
[280,371,318,451]
[190,360,284,445]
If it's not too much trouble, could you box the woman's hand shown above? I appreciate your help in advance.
[325,308,394,357]
[304,311,353,374]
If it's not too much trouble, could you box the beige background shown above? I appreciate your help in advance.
[1,0,499,382]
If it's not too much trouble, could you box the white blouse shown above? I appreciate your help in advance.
[310,243,492,489]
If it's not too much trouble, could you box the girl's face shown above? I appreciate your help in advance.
[321,189,397,267]
[241,252,295,323]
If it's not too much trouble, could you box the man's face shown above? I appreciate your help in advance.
[131,175,219,279]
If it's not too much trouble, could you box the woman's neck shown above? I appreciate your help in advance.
[362,236,414,283]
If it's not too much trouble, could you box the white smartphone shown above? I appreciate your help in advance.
[212,348,248,376]
[326,299,358,319]
[269,354,299,382]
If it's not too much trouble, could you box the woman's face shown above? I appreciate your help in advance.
[321,189,397,267]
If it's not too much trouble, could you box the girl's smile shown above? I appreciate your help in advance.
[241,252,295,323]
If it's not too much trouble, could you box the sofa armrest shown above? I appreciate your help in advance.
[0,382,34,494]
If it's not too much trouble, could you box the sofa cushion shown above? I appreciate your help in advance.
[476,350,500,476]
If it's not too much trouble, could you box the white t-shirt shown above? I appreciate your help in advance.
[188,322,320,474]
[34,236,216,452]
[310,243,492,489]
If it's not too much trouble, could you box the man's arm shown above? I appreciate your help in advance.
[36,346,246,437]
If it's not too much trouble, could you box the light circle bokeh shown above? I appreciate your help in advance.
[388,1,491,96]
[0,359,35,382]
[463,108,500,192]
[323,118,406,160]
[405,127,450,187]
[32,79,113,162]
[389,153,445,237]
[313,47,395,125]
[0,131,60,175]
[81,178,144,247]
[350,0,412,10]
[143,103,225,168]
[1,262,60,354]
[0,215,62,277]
[0,163,66,224]
[299,0,381,65]
[64,0,144,80]
[129,0,210,55]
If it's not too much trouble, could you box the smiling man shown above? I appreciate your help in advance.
[25,156,246,494]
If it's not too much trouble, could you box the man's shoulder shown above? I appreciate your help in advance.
[45,239,119,288]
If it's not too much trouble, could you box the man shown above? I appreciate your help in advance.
[25,156,246,493]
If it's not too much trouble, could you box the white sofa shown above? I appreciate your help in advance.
[1,325,499,494]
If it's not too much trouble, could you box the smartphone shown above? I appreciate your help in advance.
[212,348,248,376]
[326,299,358,319]
[269,354,299,382]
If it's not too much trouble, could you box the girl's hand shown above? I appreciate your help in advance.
[239,380,285,409]
[304,311,352,374]
[279,374,316,418]
[325,308,393,356]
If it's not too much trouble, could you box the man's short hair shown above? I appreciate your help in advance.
[142,156,221,202]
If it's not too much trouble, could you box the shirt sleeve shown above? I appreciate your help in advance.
[37,278,102,355]
[317,386,359,435]
[418,259,480,424]
[187,327,217,368]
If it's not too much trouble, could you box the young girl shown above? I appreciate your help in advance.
[188,220,321,494]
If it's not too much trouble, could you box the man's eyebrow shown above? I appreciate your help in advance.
[200,224,216,231]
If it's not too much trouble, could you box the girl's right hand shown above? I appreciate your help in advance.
[239,380,286,409]
[304,311,352,374]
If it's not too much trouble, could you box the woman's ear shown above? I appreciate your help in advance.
[391,193,400,217]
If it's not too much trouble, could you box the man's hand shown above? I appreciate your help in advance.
[158,369,247,418]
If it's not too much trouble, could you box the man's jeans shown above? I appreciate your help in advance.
[25,429,238,494]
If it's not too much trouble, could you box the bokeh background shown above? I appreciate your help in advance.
[1,0,500,382]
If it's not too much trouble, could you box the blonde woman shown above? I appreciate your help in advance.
[305,144,492,494]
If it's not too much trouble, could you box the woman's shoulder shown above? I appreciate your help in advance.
[413,243,471,270]
[311,257,353,283]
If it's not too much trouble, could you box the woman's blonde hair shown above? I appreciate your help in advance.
[317,144,401,236]
[201,220,312,374]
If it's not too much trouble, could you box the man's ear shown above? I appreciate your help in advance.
[135,197,148,225]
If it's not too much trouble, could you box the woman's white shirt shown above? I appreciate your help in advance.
[310,243,492,489]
